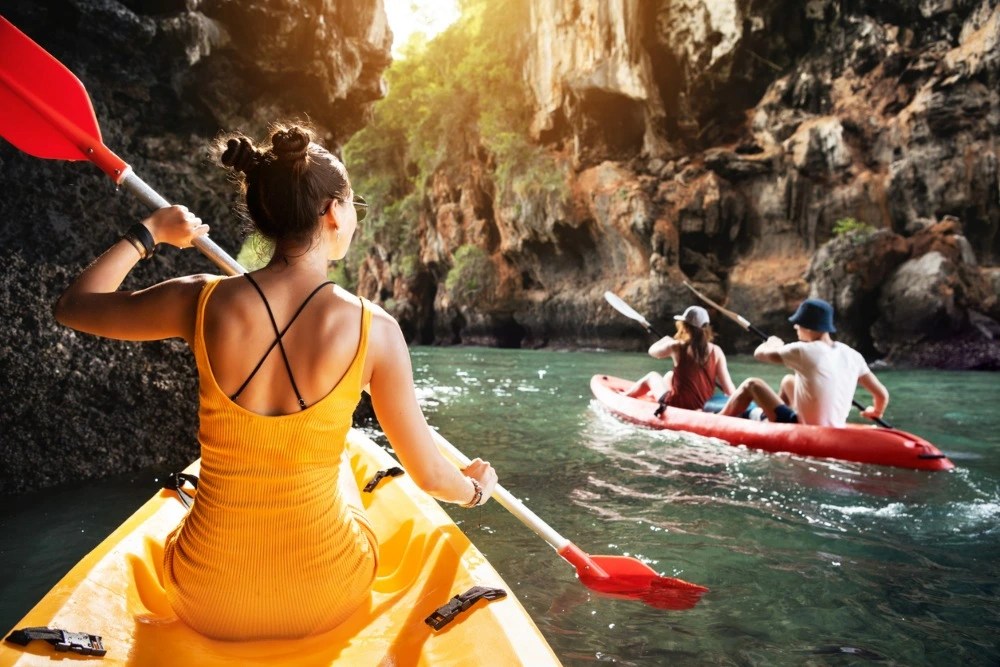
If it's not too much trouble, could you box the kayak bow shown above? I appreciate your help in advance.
[0,430,561,666]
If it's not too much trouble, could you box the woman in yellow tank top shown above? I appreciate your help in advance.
[53,123,498,640]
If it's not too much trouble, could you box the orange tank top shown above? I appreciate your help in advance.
[163,277,378,640]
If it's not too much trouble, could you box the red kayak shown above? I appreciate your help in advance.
[591,375,954,471]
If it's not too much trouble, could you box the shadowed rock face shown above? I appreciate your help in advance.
[367,0,998,368]
[0,0,391,494]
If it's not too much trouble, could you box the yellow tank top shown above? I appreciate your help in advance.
[163,277,378,640]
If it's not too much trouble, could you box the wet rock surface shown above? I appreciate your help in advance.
[0,0,391,494]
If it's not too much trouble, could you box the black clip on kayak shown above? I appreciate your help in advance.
[363,466,405,493]
[5,626,107,656]
[424,586,507,630]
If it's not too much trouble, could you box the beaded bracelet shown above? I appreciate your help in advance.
[462,478,483,508]
[121,223,156,260]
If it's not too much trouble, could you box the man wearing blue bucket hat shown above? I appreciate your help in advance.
[719,298,889,427]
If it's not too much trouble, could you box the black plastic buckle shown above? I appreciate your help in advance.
[162,471,199,509]
[363,466,405,493]
[5,626,107,657]
[424,586,507,630]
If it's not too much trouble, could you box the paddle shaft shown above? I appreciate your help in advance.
[30,122,243,275]
[683,281,893,428]
[432,430,709,604]
[120,170,243,275]
[430,431,569,551]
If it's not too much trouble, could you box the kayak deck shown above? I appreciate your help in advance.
[591,375,953,471]
[1,429,561,666]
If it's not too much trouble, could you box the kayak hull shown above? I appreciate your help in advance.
[591,375,953,471]
[1,429,561,666]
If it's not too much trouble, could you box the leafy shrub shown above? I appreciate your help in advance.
[833,217,875,237]
[236,233,271,271]
[327,262,353,290]
[343,0,555,294]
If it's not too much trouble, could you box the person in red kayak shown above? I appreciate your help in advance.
[718,298,889,427]
[624,305,736,411]
[53,123,498,640]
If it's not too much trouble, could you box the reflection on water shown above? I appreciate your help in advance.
[1,347,998,666]
[420,348,1000,667]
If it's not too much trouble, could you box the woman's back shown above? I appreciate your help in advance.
[204,271,370,416]
[163,276,378,640]
[665,343,721,410]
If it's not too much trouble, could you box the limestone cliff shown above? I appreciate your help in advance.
[367,0,999,367]
[0,0,391,493]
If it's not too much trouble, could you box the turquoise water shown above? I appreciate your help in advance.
[2,347,998,665]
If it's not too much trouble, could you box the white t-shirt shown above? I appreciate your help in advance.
[778,341,871,427]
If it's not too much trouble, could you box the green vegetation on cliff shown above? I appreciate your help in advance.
[833,217,876,237]
[445,244,497,304]
[343,0,557,289]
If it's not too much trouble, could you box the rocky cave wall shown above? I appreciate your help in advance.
[0,0,391,493]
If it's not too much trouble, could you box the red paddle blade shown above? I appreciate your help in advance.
[0,16,126,178]
[584,555,708,610]
[559,544,708,610]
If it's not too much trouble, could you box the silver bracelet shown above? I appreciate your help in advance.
[462,478,483,508]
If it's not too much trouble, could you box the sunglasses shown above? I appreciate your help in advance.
[320,193,368,221]
[351,194,368,221]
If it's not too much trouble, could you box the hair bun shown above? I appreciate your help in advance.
[272,127,310,162]
[221,137,263,175]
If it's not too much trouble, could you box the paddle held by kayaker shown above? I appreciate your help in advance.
[718,298,889,427]
[53,123,497,641]
[624,305,736,410]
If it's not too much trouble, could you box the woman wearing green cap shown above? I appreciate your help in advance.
[624,305,736,410]
[719,298,889,426]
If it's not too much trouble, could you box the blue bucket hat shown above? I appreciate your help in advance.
[789,298,836,333]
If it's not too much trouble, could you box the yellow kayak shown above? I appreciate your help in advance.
[0,429,561,666]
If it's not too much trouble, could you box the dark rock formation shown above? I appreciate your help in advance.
[808,218,999,367]
[0,0,391,494]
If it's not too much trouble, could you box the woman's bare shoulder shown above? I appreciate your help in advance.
[355,296,406,350]
[171,272,225,290]
[150,273,221,301]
